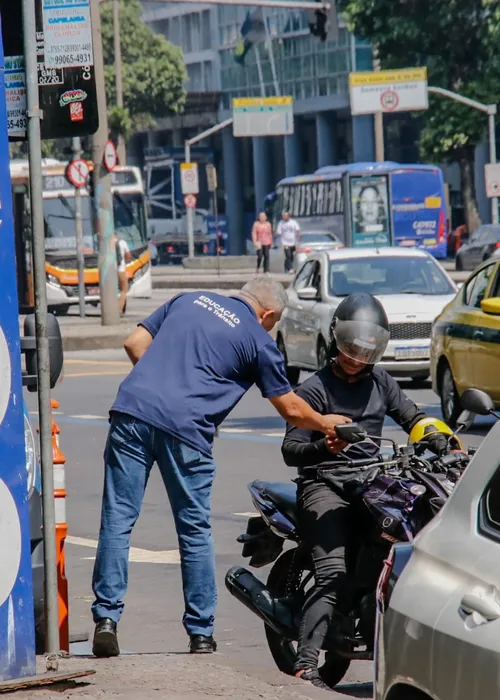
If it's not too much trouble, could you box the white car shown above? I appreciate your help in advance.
[276,247,457,384]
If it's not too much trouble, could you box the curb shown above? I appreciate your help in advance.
[152,278,292,290]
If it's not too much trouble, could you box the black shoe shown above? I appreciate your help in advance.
[298,669,332,691]
[92,618,120,658]
[189,635,217,654]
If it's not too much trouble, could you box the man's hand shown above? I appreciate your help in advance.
[320,414,352,437]
[326,435,348,455]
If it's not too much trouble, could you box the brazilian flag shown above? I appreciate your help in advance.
[234,9,266,65]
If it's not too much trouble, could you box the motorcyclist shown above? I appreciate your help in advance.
[281,292,451,689]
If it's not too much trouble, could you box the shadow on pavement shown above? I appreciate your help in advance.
[336,681,373,698]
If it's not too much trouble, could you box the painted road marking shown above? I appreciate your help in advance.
[262,431,285,437]
[70,414,107,420]
[219,427,253,434]
[66,535,180,564]
[65,359,130,366]
[64,370,128,378]
[233,512,258,518]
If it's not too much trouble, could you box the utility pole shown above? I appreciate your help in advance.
[113,0,126,165]
[72,137,86,318]
[373,48,384,162]
[90,0,121,326]
[21,0,60,659]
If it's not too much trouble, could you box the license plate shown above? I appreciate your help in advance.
[394,346,430,360]
[87,286,99,296]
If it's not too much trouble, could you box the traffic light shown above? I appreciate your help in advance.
[308,2,328,41]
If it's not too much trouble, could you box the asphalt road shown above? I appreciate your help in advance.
[24,351,493,699]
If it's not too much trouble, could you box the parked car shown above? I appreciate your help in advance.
[455,224,500,271]
[276,247,457,384]
[293,230,343,270]
[430,257,500,426]
[374,389,500,700]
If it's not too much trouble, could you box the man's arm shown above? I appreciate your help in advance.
[269,392,350,436]
[124,326,154,365]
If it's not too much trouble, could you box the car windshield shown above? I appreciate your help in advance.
[328,256,455,297]
[301,232,338,244]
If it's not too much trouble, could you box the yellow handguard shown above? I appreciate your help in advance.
[408,417,464,453]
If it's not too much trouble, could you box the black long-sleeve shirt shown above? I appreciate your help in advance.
[282,366,424,470]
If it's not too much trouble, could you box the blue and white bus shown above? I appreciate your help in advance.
[266,162,448,258]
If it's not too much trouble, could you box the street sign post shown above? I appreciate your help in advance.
[485,163,500,199]
[103,140,117,172]
[181,162,200,195]
[349,67,428,115]
[232,96,294,137]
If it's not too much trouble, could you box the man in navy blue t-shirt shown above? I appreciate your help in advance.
[91,277,350,658]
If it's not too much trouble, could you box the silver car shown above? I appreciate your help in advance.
[276,247,457,385]
[375,390,500,700]
[294,230,343,270]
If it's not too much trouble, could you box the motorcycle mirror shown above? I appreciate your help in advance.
[335,423,367,444]
[456,410,475,432]
[460,388,494,416]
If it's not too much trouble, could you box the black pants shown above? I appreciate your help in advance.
[284,246,296,272]
[256,245,270,273]
[295,479,353,672]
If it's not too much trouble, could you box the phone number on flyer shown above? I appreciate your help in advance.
[52,53,92,66]
[8,118,27,131]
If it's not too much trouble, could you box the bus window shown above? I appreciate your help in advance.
[44,196,94,250]
[113,193,147,250]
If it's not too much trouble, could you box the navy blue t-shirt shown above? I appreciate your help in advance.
[111,292,291,456]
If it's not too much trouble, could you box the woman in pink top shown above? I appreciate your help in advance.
[252,212,273,273]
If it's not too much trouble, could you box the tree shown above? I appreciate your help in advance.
[100,0,187,140]
[339,0,500,232]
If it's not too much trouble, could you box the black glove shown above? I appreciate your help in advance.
[427,432,448,456]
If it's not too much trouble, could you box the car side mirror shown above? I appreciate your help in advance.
[480,298,500,315]
[456,410,475,431]
[297,286,319,301]
[460,388,494,416]
[23,313,64,392]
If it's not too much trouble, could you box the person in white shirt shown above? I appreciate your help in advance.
[277,211,301,273]
[115,235,131,315]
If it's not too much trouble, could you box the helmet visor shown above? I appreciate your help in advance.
[334,319,390,365]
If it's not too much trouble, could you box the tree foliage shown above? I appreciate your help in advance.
[101,0,187,139]
[338,0,500,230]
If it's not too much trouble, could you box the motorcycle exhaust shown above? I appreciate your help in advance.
[225,566,297,639]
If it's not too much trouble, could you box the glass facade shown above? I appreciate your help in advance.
[218,7,371,109]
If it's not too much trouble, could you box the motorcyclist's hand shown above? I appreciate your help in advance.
[325,436,349,454]
[427,432,448,456]
[321,414,352,437]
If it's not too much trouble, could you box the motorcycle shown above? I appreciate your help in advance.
[225,419,474,689]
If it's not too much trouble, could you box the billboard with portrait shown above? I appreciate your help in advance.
[349,175,392,247]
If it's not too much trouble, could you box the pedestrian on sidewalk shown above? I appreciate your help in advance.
[252,212,273,273]
[91,277,350,658]
[276,211,300,273]
[115,234,131,315]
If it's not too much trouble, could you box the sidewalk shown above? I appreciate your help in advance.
[12,653,371,700]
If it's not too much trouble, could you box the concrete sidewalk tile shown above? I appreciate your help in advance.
[13,654,351,700]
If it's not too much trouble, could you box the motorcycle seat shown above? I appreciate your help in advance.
[252,480,298,524]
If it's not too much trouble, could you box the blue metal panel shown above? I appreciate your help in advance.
[0,18,36,680]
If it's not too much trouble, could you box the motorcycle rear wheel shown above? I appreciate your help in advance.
[264,549,351,689]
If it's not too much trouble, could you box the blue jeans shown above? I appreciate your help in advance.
[91,412,216,636]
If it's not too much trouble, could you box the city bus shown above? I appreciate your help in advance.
[267,162,448,258]
[11,159,152,314]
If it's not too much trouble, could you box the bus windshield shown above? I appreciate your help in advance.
[44,196,94,250]
[113,192,147,250]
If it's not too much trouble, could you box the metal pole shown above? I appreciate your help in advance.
[263,10,280,96]
[113,0,126,165]
[255,47,266,97]
[213,190,221,277]
[185,141,195,259]
[489,108,498,224]
[73,137,86,318]
[91,0,121,325]
[373,50,384,162]
[21,0,60,659]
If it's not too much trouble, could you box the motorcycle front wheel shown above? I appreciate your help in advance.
[264,549,351,689]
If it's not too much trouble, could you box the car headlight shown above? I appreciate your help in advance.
[47,273,60,286]
[24,413,37,497]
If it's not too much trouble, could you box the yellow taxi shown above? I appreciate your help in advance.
[430,258,500,425]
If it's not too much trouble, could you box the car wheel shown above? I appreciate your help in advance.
[317,338,329,370]
[276,335,301,386]
[455,256,463,272]
[411,372,430,386]
[439,363,462,427]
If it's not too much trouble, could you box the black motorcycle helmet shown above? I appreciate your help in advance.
[329,293,390,365]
